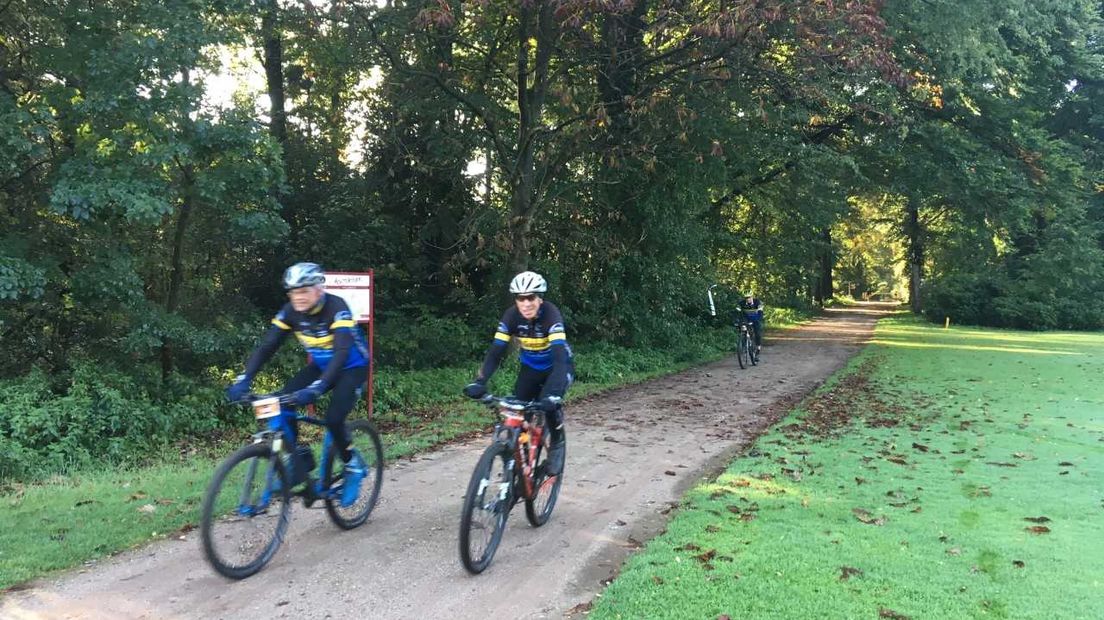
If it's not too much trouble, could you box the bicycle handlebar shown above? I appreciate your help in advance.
[229,393,298,407]
[478,394,541,412]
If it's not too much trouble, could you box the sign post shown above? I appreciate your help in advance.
[324,271,375,418]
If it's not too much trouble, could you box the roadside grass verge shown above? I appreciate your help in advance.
[0,311,813,590]
[590,315,1104,620]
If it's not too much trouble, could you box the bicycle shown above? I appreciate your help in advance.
[200,393,384,579]
[736,317,760,369]
[459,394,564,574]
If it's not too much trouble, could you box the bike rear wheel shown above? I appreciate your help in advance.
[459,444,512,574]
[525,431,564,527]
[749,330,760,366]
[736,329,749,369]
[200,443,291,579]
[322,420,385,529]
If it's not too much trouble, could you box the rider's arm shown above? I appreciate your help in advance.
[476,314,513,382]
[242,310,292,379]
[317,310,356,388]
[541,307,571,398]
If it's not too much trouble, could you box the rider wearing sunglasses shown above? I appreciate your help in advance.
[463,271,574,475]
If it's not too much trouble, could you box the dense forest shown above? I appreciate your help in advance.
[2,1,1101,475]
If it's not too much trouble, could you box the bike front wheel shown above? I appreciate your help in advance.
[526,432,564,527]
[736,330,749,369]
[323,420,385,529]
[459,444,513,574]
[200,443,292,579]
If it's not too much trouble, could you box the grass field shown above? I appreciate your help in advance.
[590,316,1104,620]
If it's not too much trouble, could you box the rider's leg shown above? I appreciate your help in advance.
[512,364,546,401]
[538,369,571,476]
[324,365,369,462]
[753,320,763,348]
[323,365,369,506]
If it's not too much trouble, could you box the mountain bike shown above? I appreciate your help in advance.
[200,393,384,579]
[459,394,564,574]
[736,317,760,369]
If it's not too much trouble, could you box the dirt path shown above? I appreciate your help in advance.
[1,305,888,620]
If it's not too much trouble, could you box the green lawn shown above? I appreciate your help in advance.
[591,316,1104,620]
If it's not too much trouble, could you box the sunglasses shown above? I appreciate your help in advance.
[515,294,539,302]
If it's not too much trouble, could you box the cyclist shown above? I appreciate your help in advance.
[463,271,574,475]
[738,293,764,353]
[226,262,370,507]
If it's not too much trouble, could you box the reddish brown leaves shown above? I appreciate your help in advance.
[1025,526,1051,535]
[879,608,910,620]
[839,566,864,581]
[1023,516,1051,524]
[852,508,886,526]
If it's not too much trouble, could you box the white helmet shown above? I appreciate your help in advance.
[283,262,325,290]
[509,271,547,295]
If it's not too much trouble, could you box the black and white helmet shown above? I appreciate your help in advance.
[509,271,548,295]
[283,262,325,290]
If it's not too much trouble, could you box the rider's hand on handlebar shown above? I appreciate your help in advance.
[538,395,562,413]
[463,380,487,399]
[226,374,252,403]
[293,380,326,406]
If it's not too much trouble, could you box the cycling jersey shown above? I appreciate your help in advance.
[477,300,574,398]
[244,293,369,387]
[739,298,764,321]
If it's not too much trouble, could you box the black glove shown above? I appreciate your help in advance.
[538,395,562,413]
[463,381,487,399]
[226,374,252,403]
[293,380,327,406]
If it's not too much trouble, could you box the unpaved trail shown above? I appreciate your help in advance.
[2,305,889,620]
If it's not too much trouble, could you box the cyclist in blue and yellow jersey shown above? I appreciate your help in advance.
[226,262,370,507]
[463,271,574,475]
[738,293,765,353]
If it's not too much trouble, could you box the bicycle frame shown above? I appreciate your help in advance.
[488,398,546,501]
[240,395,342,510]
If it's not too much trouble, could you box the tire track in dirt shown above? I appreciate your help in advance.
[1,304,889,620]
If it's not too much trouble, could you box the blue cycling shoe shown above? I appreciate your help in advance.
[340,450,366,508]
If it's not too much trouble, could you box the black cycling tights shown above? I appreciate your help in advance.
[283,364,369,462]
[513,364,567,440]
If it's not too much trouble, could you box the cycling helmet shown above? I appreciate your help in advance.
[283,262,325,290]
[509,271,548,295]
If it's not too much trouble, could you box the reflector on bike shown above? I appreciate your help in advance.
[252,397,281,419]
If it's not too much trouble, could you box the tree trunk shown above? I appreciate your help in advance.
[905,201,923,314]
[814,227,833,305]
[261,5,287,148]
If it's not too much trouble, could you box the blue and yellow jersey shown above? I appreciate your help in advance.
[491,301,573,372]
[739,298,764,321]
[271,294,369,371]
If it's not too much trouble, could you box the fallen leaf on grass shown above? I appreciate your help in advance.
[718,616,731,620]
[138,504,157,514]
[855,477,866,485]
[675,543,702,552]
[1023,516,1051,523]
[653,575,665,585]
[128,492,148,502]
[1058,461,1074,467]
[885,456,909,466]
[878,608,910,620]
[694,549,717,564]
[1012,452,1036,461]
[911,442,929,453]
[852,508,886,525]
[1012,560,1025,568]
[705,524,721,533]
[947,547,962,556]
[985,462,1017,468]
[732,479,751,487]
[838,566,863,581]
[75,499,96,507]
[1025,526,1051,534]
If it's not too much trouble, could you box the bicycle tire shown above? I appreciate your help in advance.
[736,329,748,369]
[200,443,291,579]
[323,420,385,529]
[749,334,760,366]
[459,444,512,574]
[525,431,564,527]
